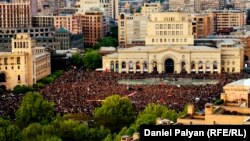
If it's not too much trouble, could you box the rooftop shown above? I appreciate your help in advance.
[117,45,219,52]
[226,79,250,87]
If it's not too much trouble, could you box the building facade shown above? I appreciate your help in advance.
[79,8,109,47]
[75,0,119,19]
[191,13,214,38]
[0,26,55,51]
[213,10,245,32]
[169,0,187,11]
[118,13,148,48]
[145,12,194,46]
[0,1,32,28]
[177,78,250,125]
[54,14,82,34]
[102,41,244,74]
[141,2,163,19]
[32,16,54,27]
[53,27,84,50]
[194,0,201,13]
[0,33,51,90]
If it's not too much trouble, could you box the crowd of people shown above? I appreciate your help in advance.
[0,67,248,118]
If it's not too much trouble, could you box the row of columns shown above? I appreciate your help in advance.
[108,61,221,74]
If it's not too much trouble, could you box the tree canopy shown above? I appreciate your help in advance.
[83,50,102,70]
[71,53,84,67]
[15,92,55,128]
[94,95,135,132]
[135,103,182,130]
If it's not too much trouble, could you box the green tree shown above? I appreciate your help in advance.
[39,77,54,84]
[0,118,21,141]
[22,123,62,141]
[33,82,45,90]
[13,85,33,94]
[83,50,102,70]
[136,7,142,13]
[71,53,84,67]
[94,95,135,132]
[135,103,181,130]
[94,37,118,49]
[16,92,55,128]
[53,70,63,77]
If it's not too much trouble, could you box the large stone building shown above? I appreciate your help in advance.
[54,27,84,50]
[0,33,51,90]
[102,39,244,74]
[0,26,55,51]
[213,10,245,32]
[0,1,32,28]
[118,13,148,48]
[141,2,163,19]
[79,8,109,47]
[53,14,82,34]
[177,78,250,125]
[75,0,119,19]
[32,16,54,27]
[118,12,194,48]
[145,12,194,46]
[191,13,214,38]
[169,0,187,11]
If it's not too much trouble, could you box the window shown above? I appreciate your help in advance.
[18,75,20,81]
[152,39,154,43]
[176,24,179,29]
[4,58,7,65]
[17,57,20,65]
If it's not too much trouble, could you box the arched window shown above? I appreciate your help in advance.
[213,61,218,70]
[191,61,195,72]
[181,61,186,72]
[129,61,133,72]
[110,61,114,72]
[198,61,203,70]
[122,62,126,72]
[120,14,125,19]
[115,61,119,72]
[143,61,148,72]
[136,62,140,71]
[153,61,157,72]
[206,61,210,71]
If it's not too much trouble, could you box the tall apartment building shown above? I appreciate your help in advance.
[118,13,148,48]
[0,33,51,90]
[141,2,163,19]
[145,12,194,46]
[54,14,82,34]
[194,0,201,13]
[53,27,84,50]
[234,0,246,10]
[75,0,100,13]
[201,0,220,10]
[213,10,245,32]
[169,0,187,11]
[0,27,55,51]
[192,13,214,38]
[219,0,227,9]
[32,16,54,27]
[79,8,109,47]
[0,1,32,28]
[75,0,119,19]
